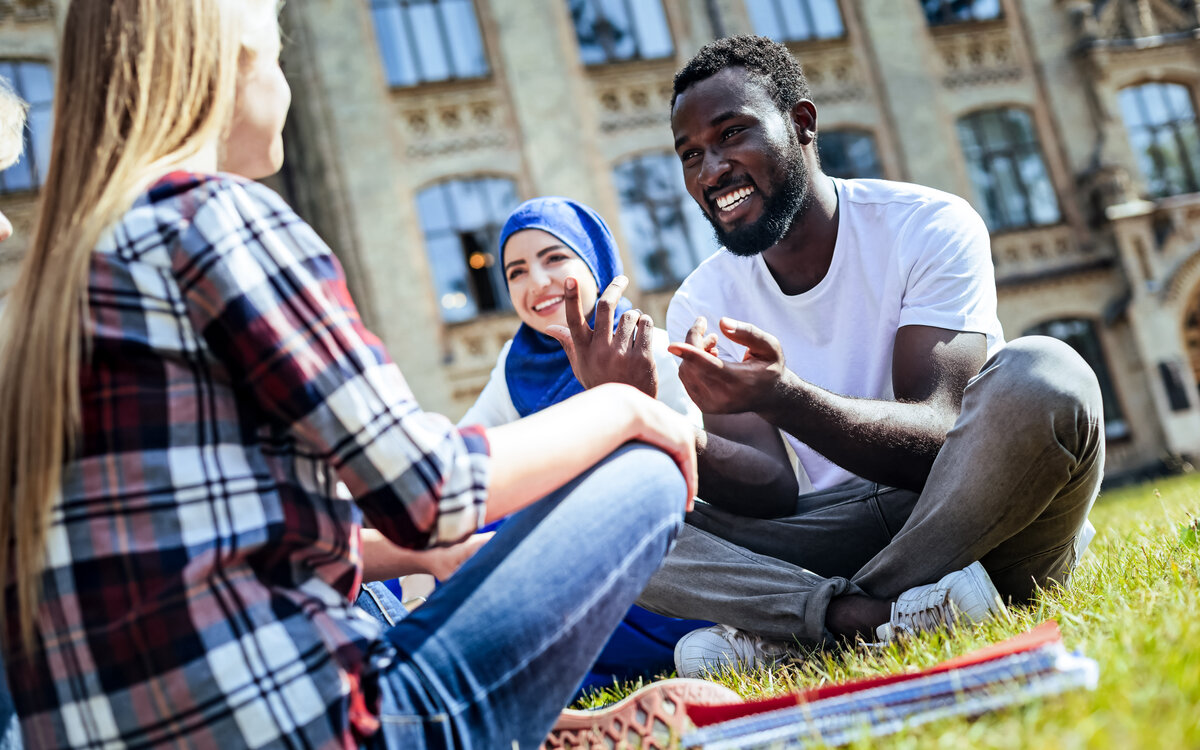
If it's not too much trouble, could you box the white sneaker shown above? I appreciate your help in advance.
[875,561,1009,643]
[674,624,801,678]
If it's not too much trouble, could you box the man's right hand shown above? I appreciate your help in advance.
[667,316,788,415]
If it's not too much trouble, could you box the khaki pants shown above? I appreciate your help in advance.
[637,336,1105,646]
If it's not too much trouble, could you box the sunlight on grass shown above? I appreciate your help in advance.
[576,473,1200,748]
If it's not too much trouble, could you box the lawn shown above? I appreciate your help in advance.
[581,472,1200,748]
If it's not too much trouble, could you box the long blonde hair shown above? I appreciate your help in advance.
[0,0,262,648]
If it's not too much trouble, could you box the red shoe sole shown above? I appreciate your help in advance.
[542,678,740,750]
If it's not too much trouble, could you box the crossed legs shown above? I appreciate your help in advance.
[638,336,1105,645]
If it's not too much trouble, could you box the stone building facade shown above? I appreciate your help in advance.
[3,0,1200,477]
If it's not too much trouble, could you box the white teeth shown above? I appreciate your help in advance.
[533,296,563,311]
[716,186,755,211]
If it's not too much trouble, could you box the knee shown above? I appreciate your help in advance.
[601,443,688,531]
[983,337,1102,419]
[973,337,1104,448]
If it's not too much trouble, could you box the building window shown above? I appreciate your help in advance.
[819,130,884,180]
[1118,82,1200,199]
[417,177,520,323]
[0,60,53,195]
[745,0,844,42]
[569,0,673,65]
[957,107,1061,232]
[613,152,719,290]
[922,0,1002,26]
[368,0,489,88]
[1024,319,1130,440]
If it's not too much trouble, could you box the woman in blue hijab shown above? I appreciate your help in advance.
[458,196,709,694]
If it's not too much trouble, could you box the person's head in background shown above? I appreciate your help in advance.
[499,198,616,337]
[0,76,28,244]
[0,0,289,643]
[497,197,634,417]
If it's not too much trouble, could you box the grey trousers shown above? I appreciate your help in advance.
[637,336,1105,646]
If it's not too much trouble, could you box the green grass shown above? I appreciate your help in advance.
[578,473,1200,748]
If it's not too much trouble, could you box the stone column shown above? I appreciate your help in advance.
[489,0,608,203]
[854,0,964,194]
[283,1,453,410]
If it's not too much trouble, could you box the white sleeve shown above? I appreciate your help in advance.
[896,197,1001,345]
[651,328,703,428]
[457,340,522,428]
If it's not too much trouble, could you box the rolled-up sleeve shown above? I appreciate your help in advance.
[173,175,490,548]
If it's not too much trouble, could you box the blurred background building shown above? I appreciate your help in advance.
[3,0,1200,479]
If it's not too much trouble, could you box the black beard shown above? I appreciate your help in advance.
[706,142,810,258]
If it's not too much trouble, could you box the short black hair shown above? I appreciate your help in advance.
[671,35,811,114]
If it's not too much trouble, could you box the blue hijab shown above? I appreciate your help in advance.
[500,197,633,417]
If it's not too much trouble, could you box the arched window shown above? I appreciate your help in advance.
[745,0,844,42]
[368,0,489,87]
[922,0,1001,26]
[612,152,719,290]
[568,0,673,65]
[416,177,520,323]
[0,60,53,194]
[818,130,884,180]
[1024,319,1130,440]
[1117,82,1200,199]
[956,107,1061,232]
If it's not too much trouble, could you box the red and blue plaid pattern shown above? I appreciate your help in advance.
[4,173,490,749]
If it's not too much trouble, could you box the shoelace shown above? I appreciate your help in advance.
[890,587,953,634]
[721,626,794,661]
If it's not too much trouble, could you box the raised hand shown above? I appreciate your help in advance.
[667,316,787,414]
[546,275,659,398]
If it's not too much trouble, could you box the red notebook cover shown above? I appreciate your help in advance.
[687,620,1062,728]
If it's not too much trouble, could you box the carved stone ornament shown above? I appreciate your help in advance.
[594,74,674,134]
[799,45,867,104]
[1070,0,1199,47]
[397,89,511,160]
[935,26,1024,88]
[0,0,54,23]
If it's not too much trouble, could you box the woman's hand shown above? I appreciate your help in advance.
[546,276,659,398]
[360,530,496,582]
[421,531,495,581]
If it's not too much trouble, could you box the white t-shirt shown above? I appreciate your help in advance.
[457,327,702,429]
[667,178,1006,491]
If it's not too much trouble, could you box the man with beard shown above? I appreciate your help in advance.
[557,35,1105,676]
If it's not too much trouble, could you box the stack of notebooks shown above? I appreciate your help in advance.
[681,621,1097,749]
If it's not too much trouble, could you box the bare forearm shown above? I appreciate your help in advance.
[761,370,955,491]
[696,429,798,517]
[361,529,430,580]
[486,383,693,521]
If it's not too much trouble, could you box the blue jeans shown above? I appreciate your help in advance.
[361,443,686,749]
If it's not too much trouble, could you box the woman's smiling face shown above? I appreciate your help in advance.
[503,228,600,335]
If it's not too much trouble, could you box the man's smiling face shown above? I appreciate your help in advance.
[671,66,812,257]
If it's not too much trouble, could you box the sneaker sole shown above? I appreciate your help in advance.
[542,678,740,750]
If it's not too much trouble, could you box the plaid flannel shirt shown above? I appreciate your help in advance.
[4,173,491,749]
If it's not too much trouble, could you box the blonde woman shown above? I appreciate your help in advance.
[0,3,738,749]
